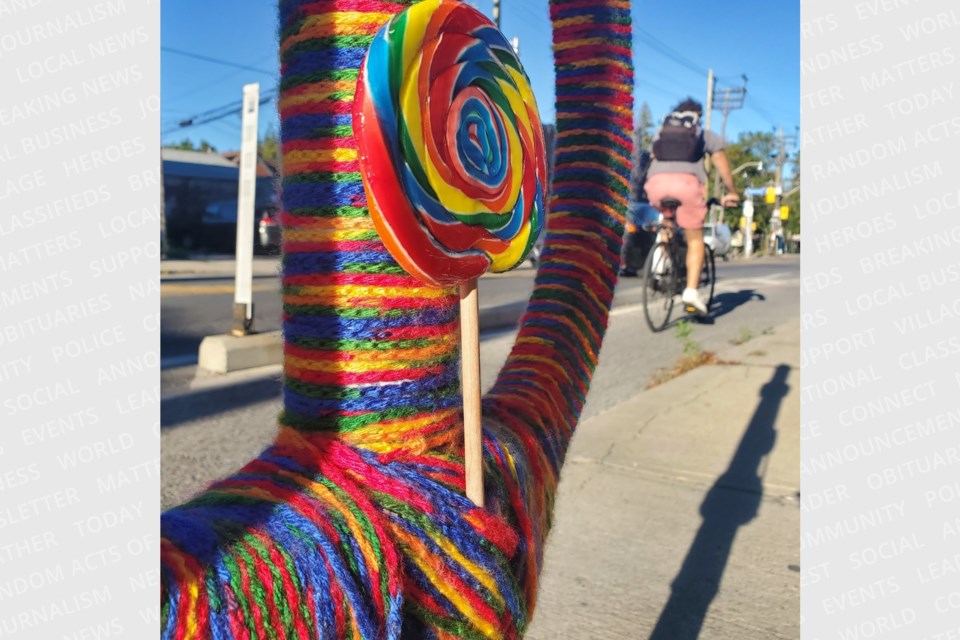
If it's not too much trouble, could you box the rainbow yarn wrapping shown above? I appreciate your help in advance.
[355,0,546,285]
[159,0,633,638]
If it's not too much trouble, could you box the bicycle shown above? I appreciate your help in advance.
[641,197,720,332]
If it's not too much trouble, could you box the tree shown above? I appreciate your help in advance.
[782,150,801,237]
[714,131,777,230]
[634,102,655,152]
[259,125,281,171]
[165,138,218,152]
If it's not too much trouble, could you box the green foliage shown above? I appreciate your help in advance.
[634,102,655,151]
[783,149,801,235]
[712,130,801,238]
[674,319,701,357]
[730,326,754,345]
[648,318,717,387]
[260,125,280,170]
[165,138,218,152]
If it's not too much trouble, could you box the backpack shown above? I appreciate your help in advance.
[652,110,705,162]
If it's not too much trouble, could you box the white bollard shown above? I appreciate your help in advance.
[233,83,259,335]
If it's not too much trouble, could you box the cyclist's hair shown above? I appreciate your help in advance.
[672,97,703,114]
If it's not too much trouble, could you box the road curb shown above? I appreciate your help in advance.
[160,273,280,283]
[198,332,283,373]
[165,300,531,402]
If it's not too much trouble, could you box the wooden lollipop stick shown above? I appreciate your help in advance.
[460,277,484,507]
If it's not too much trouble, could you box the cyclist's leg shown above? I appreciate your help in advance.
[674,176,708,291]
[685,228,704,291]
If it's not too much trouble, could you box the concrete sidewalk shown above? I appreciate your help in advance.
[527,318,800,639]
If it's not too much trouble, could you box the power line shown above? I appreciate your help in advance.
[165,53,278,105]
[509,1,548,28]
[633,26,709,78]
[162,89,277,136]
[744,92,791,128]
[636,65,702,98]
[635,80,689,104]
[162,46,277,77]
[209,119,243,137]
[744,102,780,128]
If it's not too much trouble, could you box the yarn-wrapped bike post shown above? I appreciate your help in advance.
[160,0,633,637]
[353,0,547,506]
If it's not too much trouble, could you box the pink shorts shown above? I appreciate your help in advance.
[644,173,708,230]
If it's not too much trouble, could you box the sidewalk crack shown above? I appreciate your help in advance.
[598,412,659,466]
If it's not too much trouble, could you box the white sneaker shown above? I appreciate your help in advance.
[681,288,708,315]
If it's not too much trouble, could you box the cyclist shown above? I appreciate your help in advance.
[643,98,740,314]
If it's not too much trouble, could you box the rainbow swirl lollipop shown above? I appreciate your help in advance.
[354,0,547,286]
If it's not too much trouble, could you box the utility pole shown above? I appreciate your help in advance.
[773,125,798,194]
[493,0,501,28]
[703,69,715,208]
[713,76,748,146]
[709,75,747,224]
[771,125,799,255]
[704,69,714,134]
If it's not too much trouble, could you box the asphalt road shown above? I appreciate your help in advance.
[160,278,283,368]
[160,255,795,366]
[161,255,799,508]
[159,262,544,391]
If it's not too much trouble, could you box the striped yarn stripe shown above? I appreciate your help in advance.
[160,0,632,637]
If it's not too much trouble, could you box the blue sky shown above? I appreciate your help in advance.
[161,0,798,152]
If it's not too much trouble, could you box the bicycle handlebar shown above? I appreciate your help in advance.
[708,196,740,208]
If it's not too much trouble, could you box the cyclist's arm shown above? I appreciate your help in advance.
[709,149,739,196]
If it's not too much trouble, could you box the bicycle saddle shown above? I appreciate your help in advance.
[660,197,681,211]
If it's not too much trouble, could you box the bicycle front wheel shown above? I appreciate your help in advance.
[698,244,715,310]
[643,242,676,332]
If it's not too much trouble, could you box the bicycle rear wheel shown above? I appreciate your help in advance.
[643,242,676,332]
[698,244,715,310]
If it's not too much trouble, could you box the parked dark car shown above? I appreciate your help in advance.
[620,201,658,276]
[201,200,279,254]
[162,148,280,254]
[258,210,281,253]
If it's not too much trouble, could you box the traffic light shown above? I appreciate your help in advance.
[765,187,776,204]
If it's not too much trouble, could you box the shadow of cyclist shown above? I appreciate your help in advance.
[658,289,764,329]
[706,289,765,321]
[648,364,789,640]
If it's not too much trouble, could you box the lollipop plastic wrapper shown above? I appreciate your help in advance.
[353,0,547,287]
[353,0,547,506]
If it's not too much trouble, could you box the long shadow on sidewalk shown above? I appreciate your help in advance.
[648,364,790,640]
[660,289,765,331]
[708,289,765,320]
[162,376,283,429]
